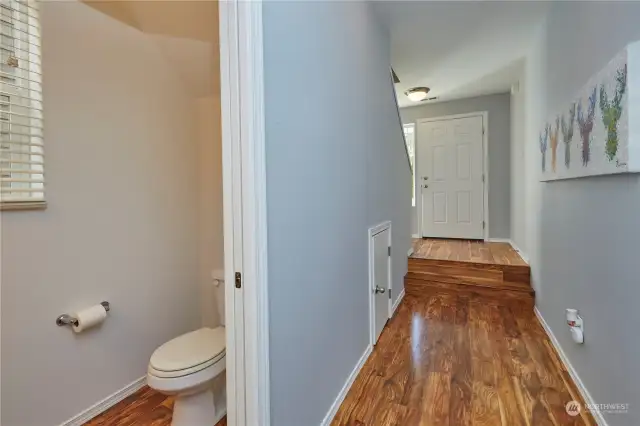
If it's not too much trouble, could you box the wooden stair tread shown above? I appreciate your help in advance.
[409,256,530,272]
[404,278,535,308]
[411,238,529,266]
[404,271,533,292]
[409,256,531,286]
[405,277,535,296]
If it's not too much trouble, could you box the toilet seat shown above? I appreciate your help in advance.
[149,327,225,379]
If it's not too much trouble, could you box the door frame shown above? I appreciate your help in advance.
[220,1,270,426]
[368,221,392,346]
[415,111,490,241]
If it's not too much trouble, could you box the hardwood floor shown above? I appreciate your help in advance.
[411,238,527,266]
[83,386,227,426]
[332,294,595,426]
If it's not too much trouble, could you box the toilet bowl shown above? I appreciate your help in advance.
[147,326,226,426]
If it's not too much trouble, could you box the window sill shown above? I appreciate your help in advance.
[0,201,47,211]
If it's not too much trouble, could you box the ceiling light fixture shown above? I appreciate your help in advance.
[405,87,431,102]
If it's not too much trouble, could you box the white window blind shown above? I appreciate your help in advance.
[0,0,43,209]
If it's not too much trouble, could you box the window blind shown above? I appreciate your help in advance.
[0,0,43,209]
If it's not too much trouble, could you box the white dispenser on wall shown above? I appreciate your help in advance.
[566,308,584,344]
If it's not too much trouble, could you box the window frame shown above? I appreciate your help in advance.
[0,0,45,211]
[403,123,416,207]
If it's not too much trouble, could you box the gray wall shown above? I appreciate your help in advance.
[401,93,512,239]
[509,62,527,256]
[262,2,412,425]
[520,3,640,424]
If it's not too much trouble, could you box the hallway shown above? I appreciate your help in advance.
[331,294,595,425]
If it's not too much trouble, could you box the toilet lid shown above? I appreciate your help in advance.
[150,327,225,372]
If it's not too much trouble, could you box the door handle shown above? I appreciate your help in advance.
[375,286,386,294]
[423,184,428,188]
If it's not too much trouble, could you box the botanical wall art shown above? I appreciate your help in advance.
[539,41,640,181]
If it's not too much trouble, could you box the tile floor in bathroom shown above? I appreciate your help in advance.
[83,386,227,426]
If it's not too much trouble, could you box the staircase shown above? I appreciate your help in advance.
[404,240,534,309]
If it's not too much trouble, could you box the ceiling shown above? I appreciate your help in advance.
[84,1,219,97]
[372,1,548,107]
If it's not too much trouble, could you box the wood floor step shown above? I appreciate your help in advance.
[405,270,532,292]
[409,257,505,271]
[408,256,531,273]
[404,277,535,309]
[409,261,503,278]
[408,257,531,285]
[503,265,531,285]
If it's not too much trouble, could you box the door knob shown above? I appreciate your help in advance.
[375,286,386,294]
[423,177,428,180]
[423,184,428,188]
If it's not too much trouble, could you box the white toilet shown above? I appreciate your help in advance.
[147,325,226,426]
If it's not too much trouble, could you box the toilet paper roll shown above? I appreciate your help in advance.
[72,304,108,333]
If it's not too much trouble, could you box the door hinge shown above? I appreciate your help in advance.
[389,290,392,299]
[235,272,242,289]
[482,174,485,183]
[482,221,486,230]
[388,246,391,256]
[483,126,485,135]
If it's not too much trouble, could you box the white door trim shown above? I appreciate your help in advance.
[415,111,490,240]
[220,1,270,426]
[368,221,392,346]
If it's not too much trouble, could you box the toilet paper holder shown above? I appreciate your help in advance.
[56,301,110,327]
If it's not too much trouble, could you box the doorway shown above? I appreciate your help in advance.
[416,113,488,240]
[219,2,270,425]
[368,222,392,345]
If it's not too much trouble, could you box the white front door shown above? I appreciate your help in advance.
[417,115,485,239]
[372,227,390,344]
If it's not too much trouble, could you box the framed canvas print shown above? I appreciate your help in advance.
[540,40,640,181]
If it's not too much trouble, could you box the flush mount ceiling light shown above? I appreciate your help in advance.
[405,87,431,102]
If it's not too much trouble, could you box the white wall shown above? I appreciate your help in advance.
[0,3,207,425]
[517,3,640,424]
[262,2,412,424]
[197,96,225,328]
[401,93,512,239]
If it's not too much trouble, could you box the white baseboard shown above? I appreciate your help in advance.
[320,345,373,426]
[411,234,420,239]
[391,288,405,316]
[487,237,511,243]
[58,376,147,426]
[534,308,608,426]
[508,240,530,264]
[407,247,414,257]
[214,408,228,425]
